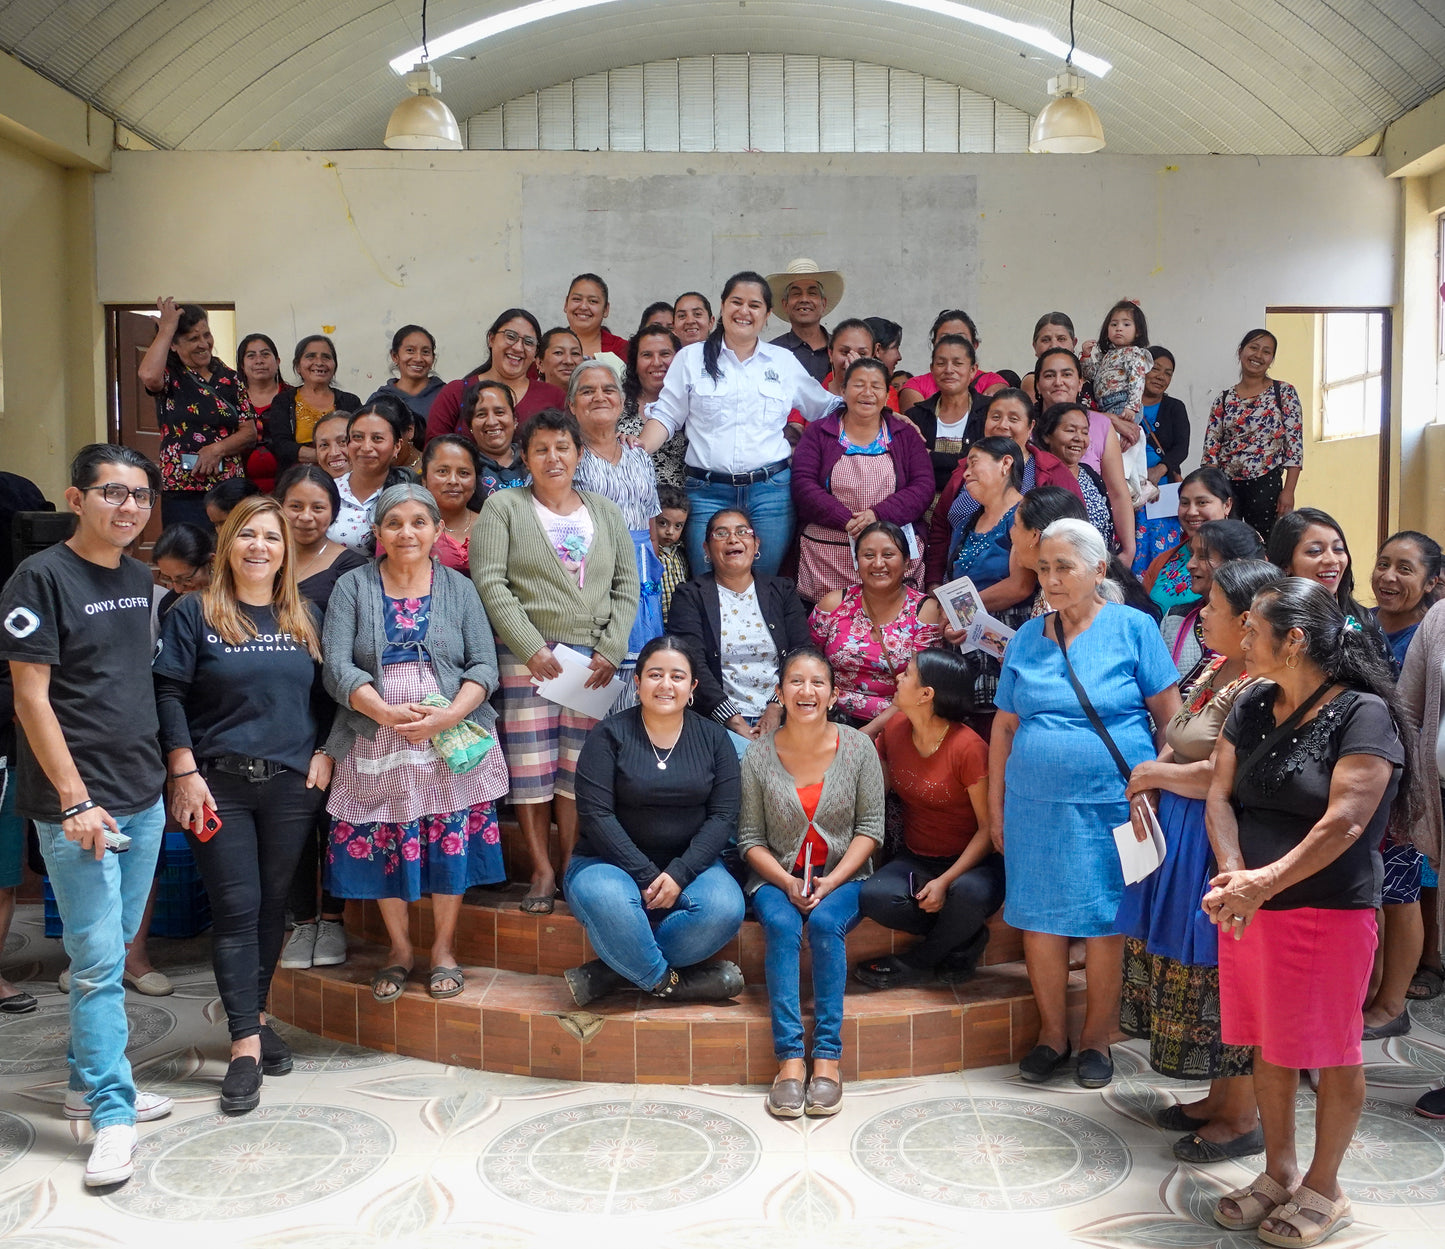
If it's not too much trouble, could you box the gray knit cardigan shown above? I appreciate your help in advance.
[736,723,886,896]
[322,559,498,760]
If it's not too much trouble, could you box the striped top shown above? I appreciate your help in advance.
[574,443,661,531]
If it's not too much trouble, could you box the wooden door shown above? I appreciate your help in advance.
[107,308,164,556]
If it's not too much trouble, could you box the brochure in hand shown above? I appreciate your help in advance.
[932,575,1016,661]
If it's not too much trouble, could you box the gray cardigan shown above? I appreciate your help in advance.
[737,724,886,895]
[322,559,499,759]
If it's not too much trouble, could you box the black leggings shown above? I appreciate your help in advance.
[188,769,322,1041]
[1229,468,1285,543]
[286,808,346,923]
[858,851,1006,969]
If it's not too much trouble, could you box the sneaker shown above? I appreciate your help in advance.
[65,1090,173,1122]
[1417,1087,1445,1120]
[279,923,317,970]
[311,919,348,968]
[84,1124,138,1187]
[58,968,71,993]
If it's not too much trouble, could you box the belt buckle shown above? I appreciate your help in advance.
[243,757,267,784]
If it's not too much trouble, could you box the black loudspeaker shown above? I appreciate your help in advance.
[9,511,75,583]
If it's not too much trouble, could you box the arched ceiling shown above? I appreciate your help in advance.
[1,0,1442,154]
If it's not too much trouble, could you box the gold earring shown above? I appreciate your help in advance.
[1285,654,1299,669]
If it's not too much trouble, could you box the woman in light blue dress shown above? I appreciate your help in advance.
[990,519,1180,1089]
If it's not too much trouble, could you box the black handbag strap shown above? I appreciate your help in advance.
[1050,612,1134,785]
[1232,679,1334,790]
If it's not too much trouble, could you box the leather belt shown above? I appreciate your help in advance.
[202,755,287,783]
[685,457,790,487]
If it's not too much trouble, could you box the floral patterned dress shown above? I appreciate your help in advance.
[326,592,507,901]
[809,584,941,724]
[151,362,253,494]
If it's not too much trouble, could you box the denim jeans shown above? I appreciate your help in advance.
[563,856,745,990]
[188,769,322,1041]
[36,798,165,1130]
[683,470,794,579]
[752,878,862,1061]
[859,852,1006,969]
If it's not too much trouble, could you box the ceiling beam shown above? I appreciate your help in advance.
[0,51,112,170]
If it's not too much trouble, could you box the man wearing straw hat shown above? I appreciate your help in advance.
[767,258,845,383]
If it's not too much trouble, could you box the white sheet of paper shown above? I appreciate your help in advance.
[933,575,984,634]
[1112,800,1167,885]
[532,643,624,719]
[1145,481,1182,520]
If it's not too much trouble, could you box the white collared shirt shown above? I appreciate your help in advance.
[646,340,838,474]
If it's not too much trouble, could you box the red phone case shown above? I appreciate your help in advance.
[194,804,222,842]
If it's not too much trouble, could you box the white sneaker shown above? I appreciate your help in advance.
[58,968,71,993]
[279,923,317,970]
[84,1123,138,1187]
[311,919,348,967]
[65,1089,173,1122]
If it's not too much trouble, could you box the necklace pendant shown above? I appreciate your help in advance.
[657,760,667,770]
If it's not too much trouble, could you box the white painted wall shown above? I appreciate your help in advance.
[92,150,1399,468]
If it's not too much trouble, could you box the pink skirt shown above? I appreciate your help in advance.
[1218,906,1377,1069]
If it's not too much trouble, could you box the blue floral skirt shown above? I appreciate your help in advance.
[326,804,504,901]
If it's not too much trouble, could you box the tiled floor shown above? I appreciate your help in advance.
[3,904,1445,1247]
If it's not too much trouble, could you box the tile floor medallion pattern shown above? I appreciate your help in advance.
[479,1099,760,1214]
[1,904,1443,1248]
[104,1105,393,1222]
[853,1095,1131,1209]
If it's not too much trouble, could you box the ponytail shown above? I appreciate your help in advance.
[704,271,773,384]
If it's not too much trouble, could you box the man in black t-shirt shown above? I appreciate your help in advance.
[0,444,173,1188]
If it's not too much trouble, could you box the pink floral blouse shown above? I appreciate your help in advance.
[1201,381,1304,480]
[809,584,942,723]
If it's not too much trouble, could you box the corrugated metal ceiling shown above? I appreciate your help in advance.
[1,0,1442,153]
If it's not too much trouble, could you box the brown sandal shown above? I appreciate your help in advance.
[1214,1171,1294,1231]
[1257,1185,1354,1248]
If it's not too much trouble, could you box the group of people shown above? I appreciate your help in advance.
[0,260,1436,1249]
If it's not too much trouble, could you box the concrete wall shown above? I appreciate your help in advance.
[92,150,1400,475]
[0,134,103,500]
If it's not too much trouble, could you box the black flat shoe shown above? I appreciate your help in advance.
[258,1024,292,1076]
[220,1055,262,1114]
[1362,1010,1411,1041]
[1019,1043,1072,1083]
[650,960,744,1003]
[936,926,992,985]
[1154,1103,1209,1132]
[1075,1047,1114,1089]
[564,959,628,1007]
[1172,1126,1265,1163]
[852,955,935,990]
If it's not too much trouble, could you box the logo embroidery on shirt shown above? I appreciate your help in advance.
[3,607,39,639]
[764,369,780,383]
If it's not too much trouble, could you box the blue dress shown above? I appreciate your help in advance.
[995,604,1179,936]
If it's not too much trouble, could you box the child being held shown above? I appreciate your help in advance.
[1081,300,1156,504]
[650,484,691,625]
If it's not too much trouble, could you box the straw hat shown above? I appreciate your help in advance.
[765,258,845,320]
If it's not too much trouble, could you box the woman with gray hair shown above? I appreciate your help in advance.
[322,483,508,1003]
[570,357,666,688]
[990,518,1181,1088]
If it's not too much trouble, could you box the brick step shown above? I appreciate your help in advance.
[270,941,1090,1084]
[345,885,1025,984]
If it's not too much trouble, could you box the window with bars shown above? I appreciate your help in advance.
[469,57,1031,154]
[1320,311,1383,440]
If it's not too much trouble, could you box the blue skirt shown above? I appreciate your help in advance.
[1114,790,1219,966]
[1002,794,1129,938]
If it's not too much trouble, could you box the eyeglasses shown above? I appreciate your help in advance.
[498,329,539,351]
[82,484,158,509]
[154,567,205,591]
[709,525,755,541]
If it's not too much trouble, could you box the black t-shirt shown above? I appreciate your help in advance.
[1223,685,1403,910]
[299,548,369,618]
[0,543,165,822]
[152,594,323,774]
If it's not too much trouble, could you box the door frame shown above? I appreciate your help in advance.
[1265,304,1393,551]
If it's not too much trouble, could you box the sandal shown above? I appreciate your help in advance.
[519,893,556,915]
[428,966,465,999]
[1214,1171,1294,1231]
[1257,1184,1354,1248]
[1408,965,1444,1001]
[370,965,410,1003]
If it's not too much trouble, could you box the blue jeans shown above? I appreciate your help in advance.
[752,878,862,1061]
[36,798,165,1129]
[683,470,794,579]
[564,856,745,990]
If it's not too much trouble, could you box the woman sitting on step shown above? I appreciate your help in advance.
[852,648,1004,990]
[740,646,885,1120]
[564,636,746,1006]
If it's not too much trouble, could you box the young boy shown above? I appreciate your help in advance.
[650,485,690,625]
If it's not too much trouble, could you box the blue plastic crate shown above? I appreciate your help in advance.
[42,878,62,940]
[150,829,210,939]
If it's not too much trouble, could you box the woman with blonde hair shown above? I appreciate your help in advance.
[154,494,332,1113]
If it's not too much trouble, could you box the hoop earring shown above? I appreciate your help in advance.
[1285,654,1299,669]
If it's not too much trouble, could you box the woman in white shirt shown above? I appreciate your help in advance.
[641,271,837,578]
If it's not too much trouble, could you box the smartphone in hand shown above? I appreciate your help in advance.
[193,805,222,842]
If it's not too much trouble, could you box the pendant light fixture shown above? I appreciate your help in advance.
[1028,0,1106,154]
[384,0,464,150]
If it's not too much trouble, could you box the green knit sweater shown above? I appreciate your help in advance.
[470,487,639,666]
